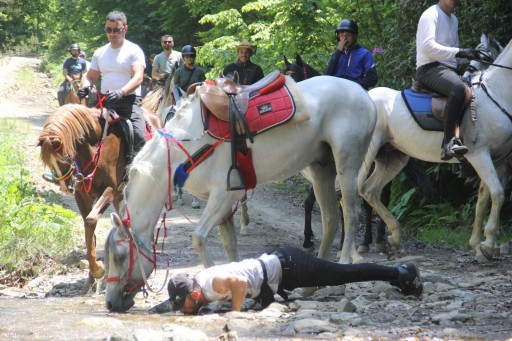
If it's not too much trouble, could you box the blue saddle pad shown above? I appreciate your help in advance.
[401,89,443,132]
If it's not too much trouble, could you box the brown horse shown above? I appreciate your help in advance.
[38,104,161,291]
[64,74,86,105]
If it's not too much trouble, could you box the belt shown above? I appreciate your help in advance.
[272,250,289,300]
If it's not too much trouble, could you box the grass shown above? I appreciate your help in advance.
[0,119,80,284]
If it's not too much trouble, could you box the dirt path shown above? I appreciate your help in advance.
[0,57,511,340]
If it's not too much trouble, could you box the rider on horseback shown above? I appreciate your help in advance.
[324,19,378,90]
[57,43,87,106]
[416,0,478,160]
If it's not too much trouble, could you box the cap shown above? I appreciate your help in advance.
[79,52,86,58]
[236,39,257,55]
[168,272,193,311]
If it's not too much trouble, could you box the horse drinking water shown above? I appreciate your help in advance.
[104,72,377,312]
[38,104,161,291]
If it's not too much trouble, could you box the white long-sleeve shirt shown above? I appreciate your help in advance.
[416,4,460,69]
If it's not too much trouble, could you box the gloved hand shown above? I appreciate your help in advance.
[455,48,478,60]
[105,89,125,104]
[77,86,90,99]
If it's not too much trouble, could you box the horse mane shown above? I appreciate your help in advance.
[38,104,99,166]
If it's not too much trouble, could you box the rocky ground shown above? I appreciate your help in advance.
[0,56,511,340]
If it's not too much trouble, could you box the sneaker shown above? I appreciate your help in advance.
[391,262,423,297]
[440,137,468,161]
[42,173,58,185]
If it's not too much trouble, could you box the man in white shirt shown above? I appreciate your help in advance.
[416,0,477,161]
[78,10,146,158]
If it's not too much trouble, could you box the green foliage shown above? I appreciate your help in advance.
[0,120,79,278]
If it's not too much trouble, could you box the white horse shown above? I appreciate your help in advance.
[359,38,512,263]
[104,75,376,312]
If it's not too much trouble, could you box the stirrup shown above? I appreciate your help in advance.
[227,165,245,191]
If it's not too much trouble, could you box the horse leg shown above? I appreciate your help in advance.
[361,151,409,259]
[375,182,391,253]
[304,163,339,261]
[192,189,241,267]
[470,181,488,250]
[84,187,114,279]
[337,191,344,249]
[357,200,373,253]
[239,193,251,236]
[303,186,316,251]
[468,154,505,262]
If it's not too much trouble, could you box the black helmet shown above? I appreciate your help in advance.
[335,19,358,35]
[69,43,81,52]
[181,45,196,57]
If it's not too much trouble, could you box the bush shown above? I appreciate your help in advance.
[0,119,79,282]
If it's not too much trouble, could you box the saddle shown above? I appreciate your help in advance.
[197,71,286,190]
[410,79,474,122]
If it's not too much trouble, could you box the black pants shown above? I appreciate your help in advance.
[416,62,467,145]
[273,246,399,291]
[104,94,146,156]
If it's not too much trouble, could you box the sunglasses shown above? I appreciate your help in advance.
[105,26,124,34]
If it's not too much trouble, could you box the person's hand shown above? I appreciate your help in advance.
[456,48,478,60]
[105,89,125,104]
[77,86,90,99]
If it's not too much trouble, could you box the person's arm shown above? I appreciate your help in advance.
[211,274,248,311]
[254,66,264,83]
[324,49,342,76]
[121,64,144,95]
[355,51,378,90]
[62,69,72,83]
[82,68,100,88]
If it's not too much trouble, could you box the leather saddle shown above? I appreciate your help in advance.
[410,79,473,121]
[198,70,282,122]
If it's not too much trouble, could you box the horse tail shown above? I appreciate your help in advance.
[402,158,436,201]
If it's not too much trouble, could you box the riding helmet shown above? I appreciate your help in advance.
[69,43,81,52]
[335,19,358,37]
[181,45,196,57]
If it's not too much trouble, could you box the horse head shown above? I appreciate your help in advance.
[103,132,174,312]
[283,54,320,82]
[103,210,157,312]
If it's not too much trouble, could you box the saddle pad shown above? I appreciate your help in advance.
[402,89,443,132]
[203,85,296,140]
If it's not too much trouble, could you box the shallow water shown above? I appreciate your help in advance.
[0,296,188,340]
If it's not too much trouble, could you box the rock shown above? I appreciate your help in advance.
[161,324,208,340]
[79,260,89,270]
[330,312,360,324]
[431,310,471,323]
[77,317,123,328]
[293,318,337,334]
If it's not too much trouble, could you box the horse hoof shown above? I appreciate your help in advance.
[191,201,200,209]
[475,244,493,263]
[239,227,249,236]
[91,261,105,279]
[357,244,370,253]
[375,242,386,253]
[303,245,315,254]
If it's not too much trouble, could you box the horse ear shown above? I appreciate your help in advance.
[233,71,239,84]
[296,54,304,67]
[110,213,127,239]
[284,55,291,66]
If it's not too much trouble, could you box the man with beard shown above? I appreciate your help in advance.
[152,35,184,84]
[57,43,87,106]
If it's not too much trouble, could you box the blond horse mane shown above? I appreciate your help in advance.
[38,104,100,166]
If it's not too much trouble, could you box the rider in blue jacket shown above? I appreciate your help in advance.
[325,19,378,90]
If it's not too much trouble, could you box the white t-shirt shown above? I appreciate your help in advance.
[90,39,146,96]
[416,4,459,69]
[195,253,282,302]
